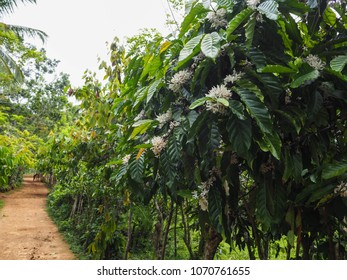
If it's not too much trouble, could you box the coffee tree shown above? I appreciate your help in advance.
[45,0,347,259]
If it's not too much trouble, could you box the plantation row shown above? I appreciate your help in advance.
[2,0,347,259]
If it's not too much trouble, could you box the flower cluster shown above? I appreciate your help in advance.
[168,70,192,93]
[192,168,220,211]
[156,109,172,128]
[151,136,167,157]
[304,54,326,71]
[122,154,131,165]
[207,8,228,29]
[205,84,233,114]
[284,88,292,105]
[192,177,216,211]
[224,70,244,85]
[334,182,347,198]
[247,0,260,9]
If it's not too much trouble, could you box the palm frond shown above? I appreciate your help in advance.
[0,46,24,83]
[0,0,37,15]
[6,24,47,43]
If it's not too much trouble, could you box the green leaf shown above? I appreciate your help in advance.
[257,0,280,20]
[256,184,272,230]
[322,160,347,180]
[261,64,296,74]
[208,186,222,229]
[237,80,264,102]
[290,65,319,88]
[330,55,347,73]
[261,132,282,160]
[216,98,229,107]
[235,87,273,134]
[226,117,252,159]
[274,109,302,134]
[189,97,210,109]
[323,7,336,27]
[130,120,154,139]
[167,135,181,163]
[229,100,246,120]
[129,155,144,183]
[245,14,256,50]
[201,32,221,59]
[178,34,203,64]
[147,78,163,103]
[179,3,208,37]
[226,8,253,37]
[188,111,208,141]
[256,132,282,160]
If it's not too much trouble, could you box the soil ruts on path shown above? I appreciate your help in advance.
[0,175,74,260]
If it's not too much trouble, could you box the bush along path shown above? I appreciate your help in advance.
[0,175,74,260]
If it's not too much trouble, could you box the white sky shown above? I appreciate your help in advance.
[2,0,173,87]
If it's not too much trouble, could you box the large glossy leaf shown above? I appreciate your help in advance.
[235,87,273,134]
[257,0,280,20]
[179,3,208,38]
[290,65,319,88]
[129,154,144,183]
[130,120,154,139]
[201,32,221,59]
[256,184,272,230]
[323,7,336,26]
[261,64,296,74]
[322,160,347,180]
[189,97,210,109]
[167,135,181,163]
[245,14,256,50]
[229,100,246,120]
[330,55,347,73]
[208,186,222,229]
[226,117,252,159]
[226,8,253,37]
[147,78,164,103]
[261,132,282,160]
[178,34,203,68]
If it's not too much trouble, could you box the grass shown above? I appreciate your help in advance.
[0,199,4,210]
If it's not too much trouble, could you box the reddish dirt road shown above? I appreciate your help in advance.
[0,175,75,260]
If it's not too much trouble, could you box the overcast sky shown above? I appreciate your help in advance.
[2,0,173,86]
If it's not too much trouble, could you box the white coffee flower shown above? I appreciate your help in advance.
[122,154,131,165]
[304,54,325,71]
[168,70,192,93]
[334,182,347,198]
[199,196,209,212]
[247,0,260,9]
[151,136,167,157]
[192,191,199,200]
[224,69,245,85]
[206,84,232,114]
[156,109,172,127]
[207,8,228,29]
[206,84,232,99]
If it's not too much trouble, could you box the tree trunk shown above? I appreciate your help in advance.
[202,223,222,260]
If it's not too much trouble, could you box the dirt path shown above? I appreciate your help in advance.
[0,175,75,260]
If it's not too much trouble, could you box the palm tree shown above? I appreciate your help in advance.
[0,0,47,83]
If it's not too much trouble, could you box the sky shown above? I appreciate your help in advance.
[2,0,173,86]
